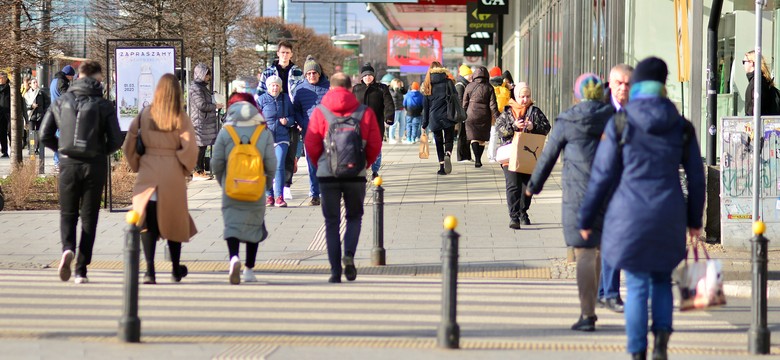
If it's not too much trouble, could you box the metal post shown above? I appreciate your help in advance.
[118,210,141,343]
[749,222,771,354]
[372,177,386,266]
[438,216,460,349]
[706,0,724,166]
[752,0,764,222]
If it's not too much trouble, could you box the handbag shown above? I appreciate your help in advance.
[495,142,512,165]
[419,132,430,159]
[445,83,466,124]
[674,239,726,311]
[135,114,146,156]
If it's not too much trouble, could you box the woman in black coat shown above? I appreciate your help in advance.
[421,61,457,175]
[743,50,780,116]
[22,78,50,155]
[526,73,614,331]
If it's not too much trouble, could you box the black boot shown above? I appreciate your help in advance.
[652,331,671,360]
[471,142,484,167]
[437,163,446,175]
[631,351,647,360]
[140,232,157,284]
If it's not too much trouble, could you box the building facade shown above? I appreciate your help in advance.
[280,0,349,36]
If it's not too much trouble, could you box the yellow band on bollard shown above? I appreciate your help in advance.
[126,210,140,225]
[444,216,458,230]
[753,220,766,236]
[373,176,383,187]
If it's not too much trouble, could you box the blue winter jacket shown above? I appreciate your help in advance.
[403,90,424,117]
[292,77,330,136]
[527,100,614,248]
[578,95,705,273]
[257,92,296,143]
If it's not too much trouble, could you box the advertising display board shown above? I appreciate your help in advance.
[387,31,443,67]
[114,47,176,131]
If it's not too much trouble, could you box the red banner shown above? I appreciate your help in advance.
[387,31,443,67]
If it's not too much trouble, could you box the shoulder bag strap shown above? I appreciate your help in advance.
[224,125,241,145]
[249,124,265,144]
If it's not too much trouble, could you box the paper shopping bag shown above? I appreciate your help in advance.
[419,132,430,159]
[507,131,546,174]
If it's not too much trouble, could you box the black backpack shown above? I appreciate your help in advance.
[57,93,104,158]
[318,104,367,178]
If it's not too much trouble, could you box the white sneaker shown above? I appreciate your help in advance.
[242,267,257,282]
[283,187,293,200]
[58,250,74,281]
[74,276,89,284]
[229,256,241,285]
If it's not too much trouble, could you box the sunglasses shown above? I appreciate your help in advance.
[743,60,753,65]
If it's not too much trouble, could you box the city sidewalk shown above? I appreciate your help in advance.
[1,143,779,294]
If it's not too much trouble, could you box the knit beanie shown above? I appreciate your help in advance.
[502,70,514,85]
[514,82,530,99]
[62,65,75,76]
[631,57,668,85]
[265,75,283,90]
[573,73,604,101]
[489,66,502,78]
[458,64,473,77]
[303,55,322,76]
[411,81,420,90]
[360,63,375,78]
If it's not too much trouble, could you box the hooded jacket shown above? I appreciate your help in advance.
[304,87,382,181]
[422,67,458,132]
[352,80,394,131]
[463,67,500,141]
[49,71,70,103]
[188,64,219,147]
[211,102,276,243]
[292,76,330,135]
[403,90,424,117]
[257,91,295,143]
[579,90,705,273]
[527,100,614,248]
[41,76,122,163]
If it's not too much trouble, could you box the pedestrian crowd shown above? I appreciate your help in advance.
[13,41,713,360]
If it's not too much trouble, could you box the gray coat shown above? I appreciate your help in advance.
[211,104,276,243]
[189,64,219,146]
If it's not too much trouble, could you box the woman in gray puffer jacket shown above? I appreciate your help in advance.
[189,63,224,177]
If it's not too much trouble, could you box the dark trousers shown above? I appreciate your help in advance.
[456,123,471,161]
[140,200,182,275]
[196,146,207,173]
[432,126,455,162]
[227,237,259,268]
[0,111,9,155]
[501,165,532,220]
[599,257,622,300]
[320,181,366,276]
[285,128,301,186]
[58,160,107,277]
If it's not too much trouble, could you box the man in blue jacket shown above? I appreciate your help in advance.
[293,56,330,206]
[402,81,423,143]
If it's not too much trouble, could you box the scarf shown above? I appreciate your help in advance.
[629,81,665,101]
[507,98,533,120]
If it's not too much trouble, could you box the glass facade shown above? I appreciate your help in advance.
[53,0,92,57]
[283,1,348,36]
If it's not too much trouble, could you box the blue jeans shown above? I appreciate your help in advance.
[371,151,382,174]
[306,153,320,198]
[267,143,288,198]
[406,116,421,141]
[624,270,674,353]
[320,181,366,275]
[389,110,406,141]
[599,257,621,300]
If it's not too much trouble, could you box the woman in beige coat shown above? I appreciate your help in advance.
[123,74,198,284]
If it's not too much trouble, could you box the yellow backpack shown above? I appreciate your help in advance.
[224,125,266,202]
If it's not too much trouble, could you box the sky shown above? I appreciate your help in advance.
[260,0,387,33]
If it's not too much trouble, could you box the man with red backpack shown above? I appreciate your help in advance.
[304,72,382,283]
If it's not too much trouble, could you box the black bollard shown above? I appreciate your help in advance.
[118,211,142,343]
[438,216,460,349]
[749,221,771,354]
[372,177,386,266]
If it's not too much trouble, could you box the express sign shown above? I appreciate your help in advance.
[466,1,498,33]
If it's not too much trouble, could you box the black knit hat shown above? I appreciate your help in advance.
[631,57,668,85]
[502,70,514,85]
[360,63,375,78]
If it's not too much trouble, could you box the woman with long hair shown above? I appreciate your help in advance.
[743,50,780,116]
[421,61,457,175]
[123,73,199,284]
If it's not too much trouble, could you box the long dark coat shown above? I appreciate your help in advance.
[462,67,499,141]
[527,100,614,248]
[422,67,457,132]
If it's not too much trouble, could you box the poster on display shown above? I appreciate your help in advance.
[115,47,176,131]
[387,31,442,67]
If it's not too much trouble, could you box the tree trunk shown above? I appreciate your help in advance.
[10,0,24,165]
